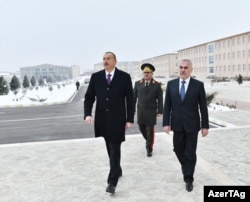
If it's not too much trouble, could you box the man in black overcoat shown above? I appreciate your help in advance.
[84,52,134,194]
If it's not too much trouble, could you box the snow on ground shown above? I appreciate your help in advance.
[208,103,235,112]
[0,77,86,108]
[1,77,248,112]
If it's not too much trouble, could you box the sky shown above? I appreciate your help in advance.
[0,0,249,73]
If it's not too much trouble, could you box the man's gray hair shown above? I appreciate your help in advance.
[180,59,192,67]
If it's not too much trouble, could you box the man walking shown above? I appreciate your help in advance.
[163,59,209,192]
[134,63,163,157]
[76,80,80,90]
[84,52,134,194]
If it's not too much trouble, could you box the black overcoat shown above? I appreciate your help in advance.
[84,68,134,143]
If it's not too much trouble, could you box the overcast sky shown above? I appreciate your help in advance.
[0,0,249,73]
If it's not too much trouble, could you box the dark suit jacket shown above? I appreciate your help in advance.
[84,68,134,143]
[163,77,209,133]
[134,79,163,125]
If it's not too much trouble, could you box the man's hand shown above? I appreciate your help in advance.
[85,116,93,124]
[201,128,208,137]
[163,126,171,134]
[157,114,162,117]
[125,122,133,130]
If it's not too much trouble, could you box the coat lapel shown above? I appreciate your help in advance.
[184,77,194,100]
[174,78,182,102]
[100,70,108,86]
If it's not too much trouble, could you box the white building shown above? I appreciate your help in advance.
[94,61,140,78]
[178,31,250,79]
[20,64,74,81]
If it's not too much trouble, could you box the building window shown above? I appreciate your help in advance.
[228,53,230,59]
[238,51,241,58]
[209,56,214,64]
[242,51,245,58]
[209,67,214,73]
[243,64,246,71]
[208,44,214,53]
[238,65,241,71]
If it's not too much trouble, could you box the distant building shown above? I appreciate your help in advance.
[178,31,250,79]
[141,53,178,78]
[20,64,80,81]
[71,65,81,79]
[89,32,250,80]
[94,61,140,78]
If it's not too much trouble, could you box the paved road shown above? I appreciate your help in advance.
[0,86,143,144]
[0,85,216,144]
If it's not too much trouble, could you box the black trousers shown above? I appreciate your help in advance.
[173,130,198,183]
[104,139,122,187]
[139,124,155,152]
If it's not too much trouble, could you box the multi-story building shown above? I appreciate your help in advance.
[71,65,81,79]
[141,53,178,78]
[91,31,250,80]
[93,54,178,80]
[20,64,80,82]
[94,61,140,78]
[178,31,250,79]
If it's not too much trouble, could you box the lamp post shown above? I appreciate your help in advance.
[3,84,7,95]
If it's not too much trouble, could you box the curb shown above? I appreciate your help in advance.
[0,90,78,108]
[209,116,235,127]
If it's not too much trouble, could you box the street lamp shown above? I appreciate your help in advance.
[3,84,7,95]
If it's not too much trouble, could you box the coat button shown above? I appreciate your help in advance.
[106,109,109,111]
[107,88,109,90]
[106,98,109,101]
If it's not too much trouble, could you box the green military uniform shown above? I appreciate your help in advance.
[134,63,163,156]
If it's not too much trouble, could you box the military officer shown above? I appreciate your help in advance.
[134,63,163,157]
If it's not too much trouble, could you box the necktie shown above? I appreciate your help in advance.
[107,74,111,85]
[180,80,186,101]
[145,82,149,88]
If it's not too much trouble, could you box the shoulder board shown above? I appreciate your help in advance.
[152,79,160,84]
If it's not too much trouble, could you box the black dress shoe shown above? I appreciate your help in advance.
[106,184,116,194]
[118,171,122,177]
[147,151,152,157]
[185,182,193,192]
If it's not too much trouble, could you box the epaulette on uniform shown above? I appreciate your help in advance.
[137,79,143,84]
[152,79,160,84]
